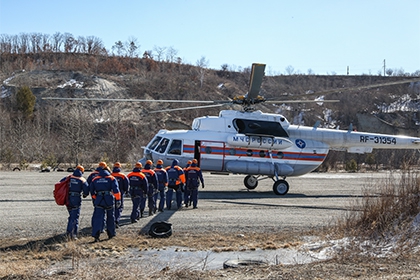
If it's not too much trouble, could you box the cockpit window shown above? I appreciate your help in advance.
[233,119,289,137]
[148,136,162,150]
[155,138,170,153]
[168,139,182,155]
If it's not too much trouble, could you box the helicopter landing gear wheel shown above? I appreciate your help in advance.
[244,175,258,190]
[273,180,289,195]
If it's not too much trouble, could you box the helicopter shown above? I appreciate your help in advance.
[138,63,420,195]
[44,63,420,195]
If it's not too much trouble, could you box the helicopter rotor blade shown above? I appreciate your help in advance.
[265,99,340,104]
[41,97,216,103]
[246,63,266,100]
[150,104,224,113]
[302,78,420,97]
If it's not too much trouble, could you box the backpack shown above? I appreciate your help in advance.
[167,168,179,190]
[54,176,70,206]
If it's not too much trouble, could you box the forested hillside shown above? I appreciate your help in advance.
[1,33,420,171]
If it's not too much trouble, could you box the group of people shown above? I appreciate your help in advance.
[62,158,204,242]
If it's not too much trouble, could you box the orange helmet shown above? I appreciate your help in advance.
[157,159,163,165]
[146,160,153,165]
[113,162,122,168]
[192,159,198,164]
[135,162,143,168]
[99,161,107,168]
[187,160,192,164]
[76,165,84,173]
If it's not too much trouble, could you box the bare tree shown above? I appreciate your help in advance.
[17,33,28,54]
[41,33,50,52]
[166,46,178,63]
[196,56,209,88]
[143,50,153,59]
[126,36,139,58]
[63,32,75,53]
[56,105,95,165]
[76,36,86,53]
[52,32,63,52]
[153,45,166,61]
[0,34,12,53]
[285,65,295,75]
[112,40,125,56]
[86,36,104,55]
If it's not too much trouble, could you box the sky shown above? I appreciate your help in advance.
[0,0,419,75]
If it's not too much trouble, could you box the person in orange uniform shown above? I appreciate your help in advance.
[154,159,168,212]
[89,162,121,242]
[127,162,148,221]
[165,159,186,210]
[111,162,129,228]
[184,159,205,209]
[141,160,159,216]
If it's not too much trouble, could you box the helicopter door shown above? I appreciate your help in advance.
[197,140,225,172]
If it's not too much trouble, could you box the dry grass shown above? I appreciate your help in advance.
[330,170,420,262]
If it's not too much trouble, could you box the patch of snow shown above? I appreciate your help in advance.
[94,117,110,123]
[57,79,84,89]
[1,86,12,98]
[2,75,14,85]
[378,94,420,113]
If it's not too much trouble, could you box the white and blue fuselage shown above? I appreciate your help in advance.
[141,110,420,178]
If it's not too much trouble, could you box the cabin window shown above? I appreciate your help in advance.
[229,148,236,155]
[205,146,212,154]
[155,138,170,153]
[148,136,162,150]
[259,150,266,157]
[277,152,284,159]
[233,119,289,137]
[246,149,253,156]
[168,139,182,155]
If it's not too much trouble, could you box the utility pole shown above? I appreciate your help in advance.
[347,66,349,75]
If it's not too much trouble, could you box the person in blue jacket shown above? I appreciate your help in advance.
[154,159,168,212]
[62,165,89,240]
[127,162,148,222]
[165,159,185,210]
[141,160,159,216]
[184,159,205,209]
[87,163,103,185]
[111,162,129,228]
[89,162,121,242]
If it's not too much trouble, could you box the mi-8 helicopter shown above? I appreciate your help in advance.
[137,64,420,195]
[44,63,420,195]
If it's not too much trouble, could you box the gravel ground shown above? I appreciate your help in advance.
[0,170,383,239]
[2,170,420,279]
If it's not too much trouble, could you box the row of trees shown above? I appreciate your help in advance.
[0,32,181,64]
[2,32,419,76]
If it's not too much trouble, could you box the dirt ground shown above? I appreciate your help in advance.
[1,170,420,279]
